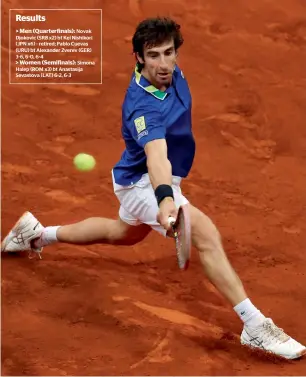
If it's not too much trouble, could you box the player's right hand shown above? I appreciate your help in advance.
[157,197,178,231]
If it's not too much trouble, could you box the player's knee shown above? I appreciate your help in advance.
[111,220,150,246]
[109,228,133,245]
[114,230,140,246]
[190,206,222,252]
[117,237,141,246]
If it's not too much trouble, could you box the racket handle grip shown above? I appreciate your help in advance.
[168,216,176,226]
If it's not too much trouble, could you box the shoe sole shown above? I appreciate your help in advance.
[241,340,306,360]
[1,211,29,252]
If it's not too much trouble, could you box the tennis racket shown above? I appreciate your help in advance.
[167,204,191,270]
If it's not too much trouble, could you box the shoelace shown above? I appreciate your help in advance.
[28,250,42,260]
[29,236,43,260]
[252,320,290,346]
[264,320,289,343]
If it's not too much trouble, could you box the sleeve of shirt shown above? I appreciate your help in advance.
[127,107,165,148]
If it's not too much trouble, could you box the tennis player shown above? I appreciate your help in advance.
[2,17,305,360]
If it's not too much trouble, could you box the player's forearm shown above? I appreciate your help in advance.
[147,154,172,190]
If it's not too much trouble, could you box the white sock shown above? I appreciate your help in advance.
[34,226,60,248]
[234,298,265,328]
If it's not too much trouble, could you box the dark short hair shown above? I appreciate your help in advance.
[132,17,184,65]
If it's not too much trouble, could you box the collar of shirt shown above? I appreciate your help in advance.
[134,63,180,101]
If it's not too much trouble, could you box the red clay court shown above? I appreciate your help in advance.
[1,0,306,375]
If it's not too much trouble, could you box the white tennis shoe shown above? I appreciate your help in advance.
[241,317,306,359]
[1,211,44,258]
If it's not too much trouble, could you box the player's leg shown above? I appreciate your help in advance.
[1,211,151,254]
[55,217,151,246]
[189,203,306,359]
[1,171,156,255]
[190,204,247,306]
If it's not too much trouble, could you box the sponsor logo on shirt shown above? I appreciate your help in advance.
[134,116,146,134]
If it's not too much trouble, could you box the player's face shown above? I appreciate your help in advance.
[138,39,177,90]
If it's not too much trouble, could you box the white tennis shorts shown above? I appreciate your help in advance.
[112,170,189,236]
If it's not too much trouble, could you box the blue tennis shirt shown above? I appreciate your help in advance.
[112,64,196,186]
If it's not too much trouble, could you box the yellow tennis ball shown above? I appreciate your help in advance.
[73,153,96,171]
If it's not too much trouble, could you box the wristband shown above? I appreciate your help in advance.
[155,184,174,206]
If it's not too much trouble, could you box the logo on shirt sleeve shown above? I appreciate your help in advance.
[134,116,146,134]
